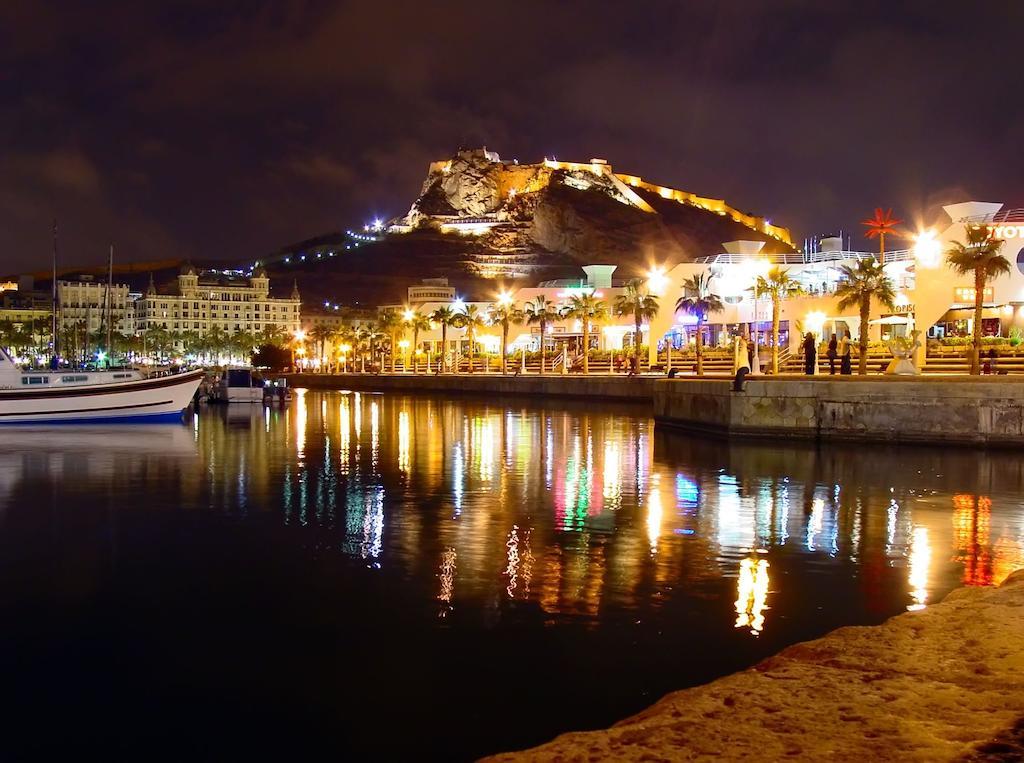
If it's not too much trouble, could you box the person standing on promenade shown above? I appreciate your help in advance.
[733,335,750,376]
[827,333,838,375]
[803,333,817,375]
[839,333,853,375]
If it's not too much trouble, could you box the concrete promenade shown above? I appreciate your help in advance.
[286,372,1024,446]
[486,572,1024,762]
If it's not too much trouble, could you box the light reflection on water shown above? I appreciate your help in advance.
[2,391,1024,759]
[187,392,1024,623]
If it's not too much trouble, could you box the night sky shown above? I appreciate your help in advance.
[1,0,1021,273]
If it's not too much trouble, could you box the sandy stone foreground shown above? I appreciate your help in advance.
[485,571,1024,762]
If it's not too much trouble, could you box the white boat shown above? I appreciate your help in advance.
[0,347,204,424]
[209,368,266,404]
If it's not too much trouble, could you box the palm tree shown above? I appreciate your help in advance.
[310,325,334,370]
[377,309,404,372]
[524,296,558,374]
[835,258,896,375]
[753,266,802,374]
[488,300,524,374]
[862,207,903,265]
[144,326,173,363]
[946,226,1010,375]
[206,325,228,362]
[430,306,458,372]
[614,279,659,373]
[454,304,486,373]
[259,324,287,348]
[232,330,259,364]
[675,273,724,376]
[407,311,432,372]
[355,322,376,371]
[562,293,608,375]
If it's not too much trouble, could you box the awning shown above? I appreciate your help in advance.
[869,315,911,325]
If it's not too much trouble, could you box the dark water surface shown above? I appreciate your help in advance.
[2,390,1023,759]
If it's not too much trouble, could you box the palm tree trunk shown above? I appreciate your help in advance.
[859,298,870,375]
[501,323,508,374]
[696,317,704,376]
[539,319,546,375]
[582,318,590,375]
[634,312,642,373]
[441,324,448,372]
[771,297,780,375]
[972,267,985,375]
[468,331,474,374]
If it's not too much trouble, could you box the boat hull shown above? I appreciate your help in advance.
[0,370,205,424]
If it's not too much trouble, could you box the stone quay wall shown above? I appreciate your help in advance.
[285,373,657,403]
[654,376,1024,445]
[286,373,1024,446]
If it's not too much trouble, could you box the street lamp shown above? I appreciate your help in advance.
[496,289,513,306]
[646,265,668,295]
[913,229,942,269]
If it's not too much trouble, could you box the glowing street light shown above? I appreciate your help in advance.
[403,307,415,322]
[496,289,513,306]
[914,229,942,269]
[646,265,668,295]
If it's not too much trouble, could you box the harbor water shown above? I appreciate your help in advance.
[1,390,1022,759]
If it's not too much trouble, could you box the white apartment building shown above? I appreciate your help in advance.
[134,265,301,349]
[58,277,135,335]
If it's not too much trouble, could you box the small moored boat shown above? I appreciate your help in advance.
[0,347,204,424]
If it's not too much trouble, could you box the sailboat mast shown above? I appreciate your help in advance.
[51,220,59,367]
[105,244,114,362]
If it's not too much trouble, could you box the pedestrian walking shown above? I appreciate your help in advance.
[827,333,838,375]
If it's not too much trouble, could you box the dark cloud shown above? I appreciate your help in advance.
[1,0,1022,273]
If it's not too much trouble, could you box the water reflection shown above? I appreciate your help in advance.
[3,393,1024,760]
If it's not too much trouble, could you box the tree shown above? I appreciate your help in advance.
[309,325,334,370]
[143,326,173,363]
[862,207,902,265]
[524,296,558,374]
[562,293,607,375]
[454,304,486,373]
[676,273,724,376]
[753,266,802,374]
[252,343,290,370]
[835,258,896,375]
[407,310,432,372]
[945,226,1011,375]
[377,309,404,372]
[232,330,259,363]
[259,324,287,348]
[430,306,458,373]
[488,300,524,374]
[614,279,659,373]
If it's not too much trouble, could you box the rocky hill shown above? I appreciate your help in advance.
[264,147,796,305]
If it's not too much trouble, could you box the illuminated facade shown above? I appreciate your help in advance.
[57,277,135,335]
[134,265,301,348]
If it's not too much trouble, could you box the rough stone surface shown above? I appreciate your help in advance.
[654,377,1024,445]
[485,572,1024,762]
